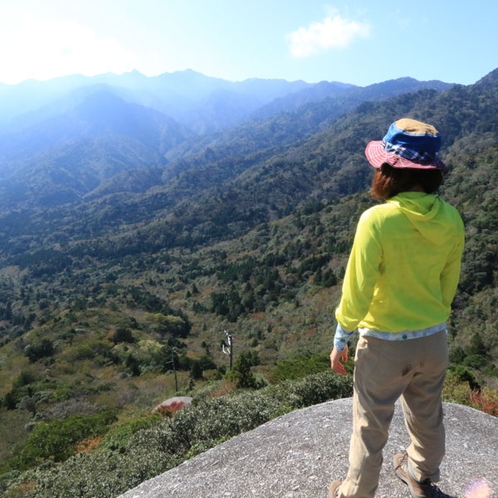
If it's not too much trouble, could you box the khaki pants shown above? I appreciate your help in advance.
[338,331,449,498]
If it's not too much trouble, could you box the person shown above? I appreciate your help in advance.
[328,118,465,498]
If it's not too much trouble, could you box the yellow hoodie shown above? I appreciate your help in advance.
[335,192,464,334]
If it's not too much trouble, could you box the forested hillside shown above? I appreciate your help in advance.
[0,68,497,497]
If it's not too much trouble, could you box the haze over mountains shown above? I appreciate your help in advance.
[1,67,498,286]
[0,69,453,210]
[0,67,497,294]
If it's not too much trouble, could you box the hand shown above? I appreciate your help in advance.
[330,345,349,376]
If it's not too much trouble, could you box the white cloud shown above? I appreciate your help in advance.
[287,14,370,58]
[0,16,141,83]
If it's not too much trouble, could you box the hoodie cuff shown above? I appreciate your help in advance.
[334,323,354,351]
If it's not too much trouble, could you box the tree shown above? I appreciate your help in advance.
[468,332,487,357]
[125,354,141,376]
[110,327,135,344]
[231,352,257,389]
[26,338,54,363]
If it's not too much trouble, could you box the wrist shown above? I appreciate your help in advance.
[334,323,354,352]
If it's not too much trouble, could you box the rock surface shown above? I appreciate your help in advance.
[152,396,193,413]
[118,398,497,498]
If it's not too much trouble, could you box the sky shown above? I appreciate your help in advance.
[0,0,496,87]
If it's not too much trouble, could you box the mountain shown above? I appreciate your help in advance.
[0,70,496,311]
[0,71,453,210]
[0,69,451,136]
[0,89,193,207]
[251,76,451,120]
[0,68,494,257]
[1,68,498,498]
[0,70,312,135]
[473,67,498,89]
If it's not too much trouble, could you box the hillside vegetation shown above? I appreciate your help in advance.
[0,69,497,497]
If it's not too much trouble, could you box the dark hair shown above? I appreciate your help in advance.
[371,163,443,200]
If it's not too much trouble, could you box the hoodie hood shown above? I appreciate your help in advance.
[388,192,458,246]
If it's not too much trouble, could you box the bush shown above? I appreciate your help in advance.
[280,372,352,408]
[470,387,498,417]
[1,371,42,410]
[442,373,472,405]
[13,371,39,389]
[1,371,352,498]
[448,364,480,390]
[99,415,162,453]
[109,328,135,344]
[40,400,103,421]
[270,352,331,382]
[25,339,54,363]
[8,411,117,471]
[462,354,489,369]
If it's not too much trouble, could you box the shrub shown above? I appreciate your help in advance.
[0,371,352,498]
[448,364,480,390]
[470,387,498,417]
[442,374,473,406]
[448,345,466,364]
[274,368,351,412]
[483,364,498,377]
[270,352,331,382]
[13,371,39,389]
[25,339,54,363]
[109,328,135,344]
[2,391,18,410]
[462,354,489,369]
[40,400,103,421]
[66,340,112,362]
[8,410,117,471]
[154,401,185,418]
[99,414,161,453]
[75,435,103,454]
[1,371,43,411]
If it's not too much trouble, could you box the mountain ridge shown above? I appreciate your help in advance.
[0,67,497,498]
[0,71,455,210]
[0,69,451,132]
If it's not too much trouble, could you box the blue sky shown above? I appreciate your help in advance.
[0,0,496,86]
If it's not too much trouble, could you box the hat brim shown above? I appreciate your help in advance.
[365,140,449,174]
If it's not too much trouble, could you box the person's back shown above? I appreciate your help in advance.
[329,118,464,498]
[336,191,464,334]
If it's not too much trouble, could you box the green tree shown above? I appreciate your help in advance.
[110,327,135,344]
[25,338,54,363]
[231,352,258,389]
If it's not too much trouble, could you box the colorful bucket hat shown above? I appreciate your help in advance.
[365,118,449,174]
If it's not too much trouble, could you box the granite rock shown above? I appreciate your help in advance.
[118,398,497,498]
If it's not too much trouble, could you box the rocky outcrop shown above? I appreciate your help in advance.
[118,398,497,498]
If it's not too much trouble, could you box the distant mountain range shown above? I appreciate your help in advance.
[0,69,454,210]
[0,69,453,135]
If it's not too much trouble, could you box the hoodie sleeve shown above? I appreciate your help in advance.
[335,208,383,331]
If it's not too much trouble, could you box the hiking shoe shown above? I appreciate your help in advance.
[394,453,445,498]
[329,480,342,497]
